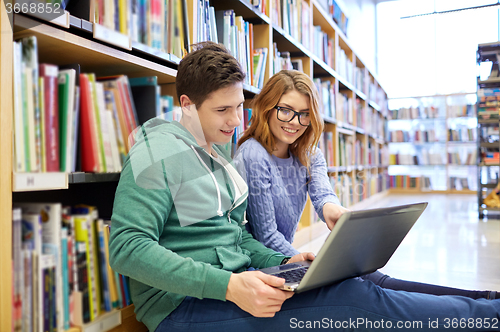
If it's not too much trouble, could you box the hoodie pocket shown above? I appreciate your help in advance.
[215,246,251,271]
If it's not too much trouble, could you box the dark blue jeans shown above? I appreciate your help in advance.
[361,270,495,299]
[156,277,500,332]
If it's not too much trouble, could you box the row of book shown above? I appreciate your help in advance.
[66,0,190,59]
[314,79,336,119]
[13,35,182,174]
[336,46,353,85]
[388,130,442,143]
[338,134,353,167]
[448,104,476,118]
[448,128,476,142]
[271,46,304,75]
[448,151,477,165]
[355,98,365,130]
[389,175,432,190]
[354,65,365,95]
[317,131,335,167]
[316,0,349,35]
[312,25,335,68]
[368,80,388,112]
[330,171,389,208]
[389,106,443,120]
[371,143,390,166]
[367,108,386,139]
[12,203,130,332]
[482,152,500,165]
[336,93,354,125]
[389,151,476,166]
[272,0,311,50]
[317,131,390,169]
[13,36,78,173]
[390,104,476,120]
[449,177,471,190]
[215,9,254,88]
[478,88,500,120]
[354,138,366,166]
[389,153,443,166]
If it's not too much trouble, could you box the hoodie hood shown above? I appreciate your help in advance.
[128,118,247,227]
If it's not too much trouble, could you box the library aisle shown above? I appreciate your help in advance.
[297,193,500,292]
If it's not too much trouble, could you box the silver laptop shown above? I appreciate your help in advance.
[259,202,428,293]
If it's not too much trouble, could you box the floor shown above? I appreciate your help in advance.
[297,193,500,292]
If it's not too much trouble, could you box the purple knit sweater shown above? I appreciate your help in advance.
[234,138,341,256]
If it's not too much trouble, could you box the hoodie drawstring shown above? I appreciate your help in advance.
[191,146,224,217]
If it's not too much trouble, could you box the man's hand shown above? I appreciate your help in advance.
[226,271,294,317]
[287,252,315,264]
[323,203,350,230]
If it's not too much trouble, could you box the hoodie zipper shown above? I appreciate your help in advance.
[191,146,224,217]
[191,145,248,223]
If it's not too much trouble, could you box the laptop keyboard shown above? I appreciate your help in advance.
[275,266,309,283]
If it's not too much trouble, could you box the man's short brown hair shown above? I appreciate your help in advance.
[176,42,246,107]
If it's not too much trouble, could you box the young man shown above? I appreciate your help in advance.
[109,42,500,332]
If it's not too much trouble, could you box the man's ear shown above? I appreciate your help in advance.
[180,95,194,117]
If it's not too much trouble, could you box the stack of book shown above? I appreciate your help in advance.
[478,87,500,120]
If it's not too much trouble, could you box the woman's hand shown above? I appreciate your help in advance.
[287,252,315,264]
[323,203,350,230]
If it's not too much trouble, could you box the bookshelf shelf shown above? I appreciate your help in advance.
[132,41,174,64]
[69,172,121,184]
[12,172,68,192]
[243,83,261,96]
[23,9,70,28]
[311,54,337,78]
[369,100,381,111]
[211,0,271,25]
[272,25,310,56]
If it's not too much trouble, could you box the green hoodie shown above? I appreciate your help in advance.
[109,119,287,331]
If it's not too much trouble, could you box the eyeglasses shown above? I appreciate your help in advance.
[274,106,311,126]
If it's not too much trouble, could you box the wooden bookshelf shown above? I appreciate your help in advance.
[0,4,13,332]
[0,0,390,331]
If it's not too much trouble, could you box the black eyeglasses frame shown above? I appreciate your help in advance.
[274,106,311,127]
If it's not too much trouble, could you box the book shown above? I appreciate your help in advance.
[79,73,100,172]
[13,41,26,172]
[58,68,76,172]
[60,228,70,330]
[12,208,22,332]
[95,219,112,312]
[87,74,106,172]
[74,215,93,323]
[102,224,119,309]
[16,203,63,332]
[39,253,57,332]
[20,36,41,172]
[39,64,60,172]
[95,81,115,172]
[59,63,81,173]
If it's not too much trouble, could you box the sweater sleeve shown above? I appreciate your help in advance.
[109,156,231,301]
[239,143,301,256]
[307,148,342,222]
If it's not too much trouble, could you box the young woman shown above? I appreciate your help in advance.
[235,69,499,299]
